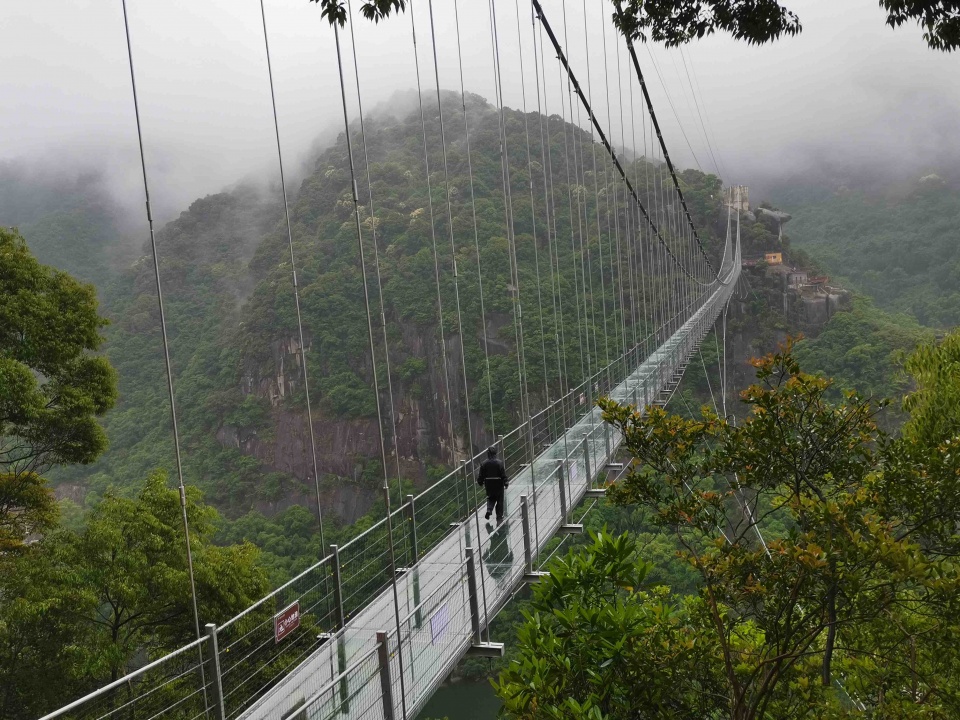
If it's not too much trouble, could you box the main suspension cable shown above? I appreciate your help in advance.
[532,0,709,287]
[612,0,717,279]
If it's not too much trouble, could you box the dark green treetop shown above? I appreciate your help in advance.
[0,226,117,548]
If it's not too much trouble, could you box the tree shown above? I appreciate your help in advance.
[0,226,117,547]
[0,471,57,551]
[63,471,268,682]
[0,543,88,720]
[498,338,960,718]
[309,0,960,52]
[613,0,960,51]
[0,471,269,720]
[495,531,725,720]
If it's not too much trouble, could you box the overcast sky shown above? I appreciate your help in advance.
[2,0,957,220]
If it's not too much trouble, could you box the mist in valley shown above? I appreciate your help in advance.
[3,0,959,241]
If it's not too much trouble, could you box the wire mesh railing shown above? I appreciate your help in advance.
[37,637,214,720]
[42,232,739,720]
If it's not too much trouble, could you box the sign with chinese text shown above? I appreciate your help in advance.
[274,602,300,643]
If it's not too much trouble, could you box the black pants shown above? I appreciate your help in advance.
[485,489,505,520]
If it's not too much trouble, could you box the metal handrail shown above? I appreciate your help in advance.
[36,635,209,720]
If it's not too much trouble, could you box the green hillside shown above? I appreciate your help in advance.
[774,178,960,327]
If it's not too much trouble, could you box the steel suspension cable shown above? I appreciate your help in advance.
[332,20,408,718]
[615,32,639,353]
[426,0,477,468]
[599,0,629,362]
[559,2,587,373]
[489,0,534,460]
[257,0,328,551]
[409,0,459,468]
[512,0,551,406]
[639,79,663,348]
[533,19,569,401]
[612,0,717,281]
[424,0,497,612]
[627,55,650,358]
[652,47,704,174]
[532,0,708,289]
[677,49,723,183]
[683,47,730,181]
[579,0,613,379]
[561,0,599,386]
[450,0,494,643]
[344,0,403,489]
[533,17,573,461]
[554,22,588,385]
[452,0,497,440]
[119,0,205,683]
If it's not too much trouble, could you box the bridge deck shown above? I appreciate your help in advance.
[240,248,739,720]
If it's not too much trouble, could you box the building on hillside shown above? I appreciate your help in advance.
[730,185,750,212]
[765,252,783,265]
[787,268,808,287]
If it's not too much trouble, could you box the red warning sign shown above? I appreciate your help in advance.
[274,602,300,643]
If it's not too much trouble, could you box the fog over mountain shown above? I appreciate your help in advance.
[3,0,958,222]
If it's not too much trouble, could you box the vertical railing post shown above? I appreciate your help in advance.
[331,545,348,712]
[406,495,422,629]
[204,624,226,720]
[557,460,568,521]
[331,545,345,630]
[521,495,533,575]
[582,432,591,482]
[526,416,536,466]
[604,421,611,464]
[465,547,482,645]
[457,461,469,523]
[405,496,418,561]
[377,631,395,720]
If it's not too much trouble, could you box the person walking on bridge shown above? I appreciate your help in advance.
[477,446,509,524]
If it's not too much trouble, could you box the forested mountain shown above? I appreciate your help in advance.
[772,176,960,328]
[0,164,134,289]
[24,91,729,531]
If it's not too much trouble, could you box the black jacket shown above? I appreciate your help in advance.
[477,457,508,494]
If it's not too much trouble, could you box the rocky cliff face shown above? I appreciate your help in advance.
[220,312,511,523]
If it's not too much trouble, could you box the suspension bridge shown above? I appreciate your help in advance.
[38,0,744,717]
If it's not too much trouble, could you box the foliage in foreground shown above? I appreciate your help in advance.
[310,0,960,53]
[0,472,268,720]
[0,225,117,549]
[498,335,960,719]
